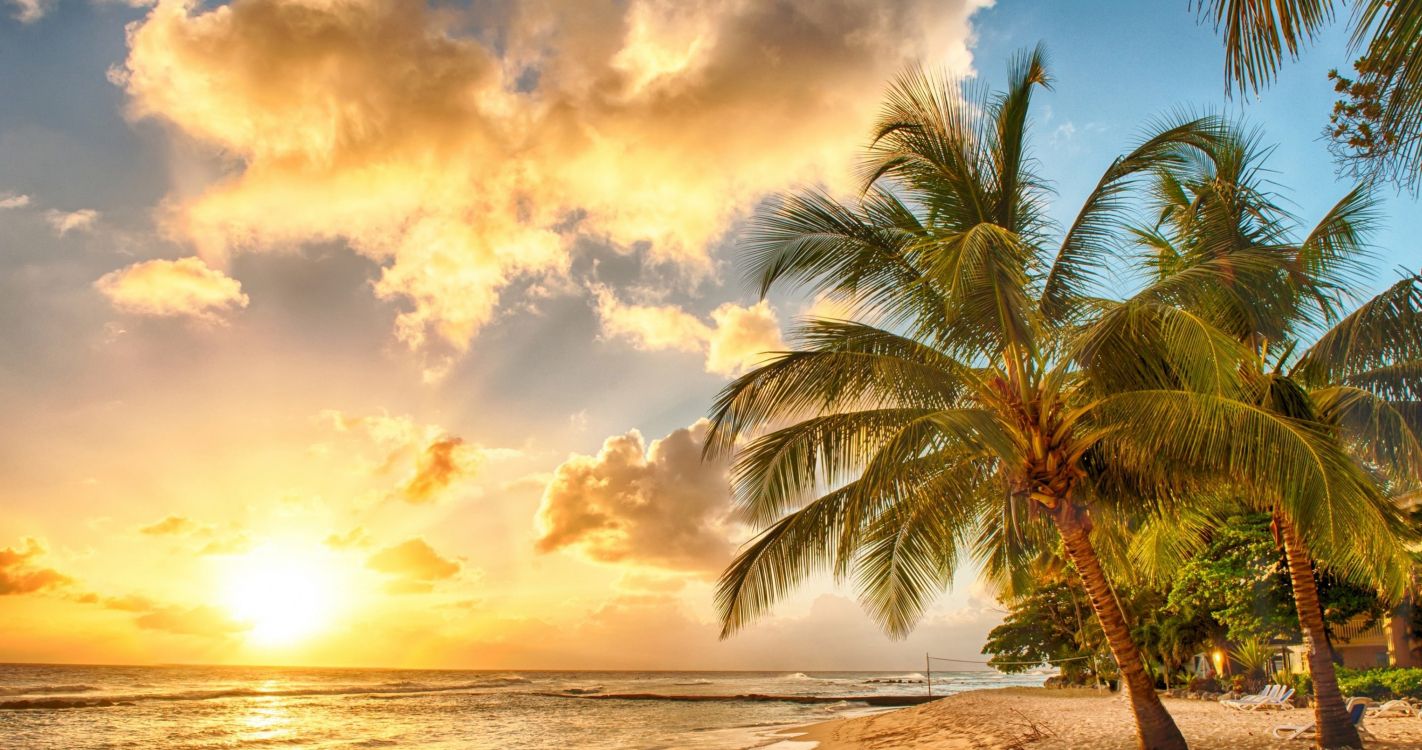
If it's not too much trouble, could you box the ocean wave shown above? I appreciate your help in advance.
[560,686,604,695]
[0,679,523,711]
[0,684,102,696]
[670,680,714,686]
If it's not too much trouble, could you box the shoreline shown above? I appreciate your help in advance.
[762,687,1422,749]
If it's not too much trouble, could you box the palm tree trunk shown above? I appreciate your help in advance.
[1276,512,1362,750]
[1054,507,1189,750]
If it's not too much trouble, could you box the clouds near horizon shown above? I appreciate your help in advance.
[115,0,984,354]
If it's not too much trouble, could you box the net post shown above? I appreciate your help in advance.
[925,653,931,699]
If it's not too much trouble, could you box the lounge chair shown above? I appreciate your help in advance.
[1273,699,1375,741]
[1367,699,1416,718]
[1224,685,1295,711]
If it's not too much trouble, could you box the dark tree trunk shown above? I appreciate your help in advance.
[1054,507,1189,750]
[1277,513,1362,749]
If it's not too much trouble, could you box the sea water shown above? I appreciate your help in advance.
[0,663,1049,749]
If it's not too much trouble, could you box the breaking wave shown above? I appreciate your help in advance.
[0,677,529,711]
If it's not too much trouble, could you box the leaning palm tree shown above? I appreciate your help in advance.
[1124,129,1422,747]
[704,48,1397,750]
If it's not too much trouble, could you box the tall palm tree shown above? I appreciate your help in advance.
[1196,0,1422,193]
[704,48,1397,750]
[1125,128,1422,747]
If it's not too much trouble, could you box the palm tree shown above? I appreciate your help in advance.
[703,48,1395,750]
[1126,128,1422,747]
[1196,0,1422,193]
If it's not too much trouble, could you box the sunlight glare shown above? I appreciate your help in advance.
[221,546,341,646]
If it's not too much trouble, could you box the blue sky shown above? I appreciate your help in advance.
[972,0,1419,278]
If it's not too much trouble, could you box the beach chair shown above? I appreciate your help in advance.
[1273,699,1374,741]
[1224,685,1294,711]
[1221,684,1278,709]
[1366,699,1415,718]
[1222,685,1279,711]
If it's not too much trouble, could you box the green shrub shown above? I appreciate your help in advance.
[1335,668,1422,700]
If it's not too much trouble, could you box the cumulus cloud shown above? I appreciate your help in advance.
[44,208,99,235]
[94,257,249,321]
[535,419,734,572]
[366,538,462,593]
[593,288,784,376]
[319,411,512,504]
[0,192,31,209]
[116,0,983,352]
[0,538,71,595]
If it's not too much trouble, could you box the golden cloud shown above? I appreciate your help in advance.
[593,288,784,376]
[534,419,734,572]
[138,515,201,536]
[366,538,463,594]
[117,0,983,351]
[94,257,249,321]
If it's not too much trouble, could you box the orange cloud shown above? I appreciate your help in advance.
[593,288,784,376]
[94,257,249,321]
[0,538,71,595]
[117,0,983,351]
[402,437,466,504]
[535,419,735,572]
[319,411,508,503]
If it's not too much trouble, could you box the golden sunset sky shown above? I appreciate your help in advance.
[2,0,1416,669]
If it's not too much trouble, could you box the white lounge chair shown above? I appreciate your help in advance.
[1221,683,1276,709]
[1223,684,1294,711]
[1367,699,1416,718]
[1273,699,1374,741]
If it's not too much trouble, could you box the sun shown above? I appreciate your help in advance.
[220,546,342,646]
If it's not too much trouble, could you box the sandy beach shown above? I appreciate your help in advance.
[779,688,1422,749]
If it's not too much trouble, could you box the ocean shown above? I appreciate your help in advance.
[0,663,1050,749]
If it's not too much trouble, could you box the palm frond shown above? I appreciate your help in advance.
[1294,274,1422,383]
[1197,0,1337,93]
[1040,115,1222,322]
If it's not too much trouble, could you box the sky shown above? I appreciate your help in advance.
[0,0,1417,671]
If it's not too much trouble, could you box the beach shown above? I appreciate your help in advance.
[780,688,1422,749]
